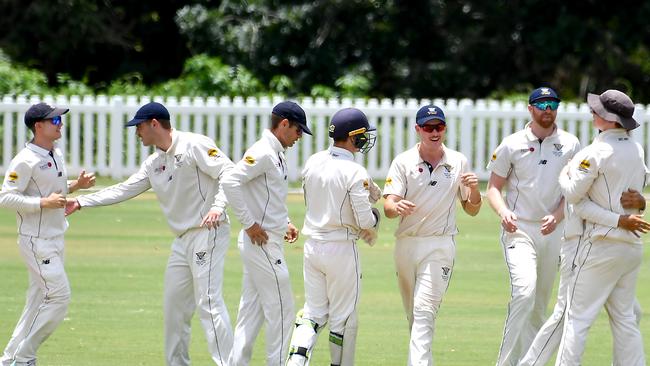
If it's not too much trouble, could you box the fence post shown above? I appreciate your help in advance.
[110,96,124,179]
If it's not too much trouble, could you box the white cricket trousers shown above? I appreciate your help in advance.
[164,226,233,366]
[394,235,455,366]
[518,236,580,366]
[229,230,295,366]
[496,220,561,366]
[556,238,645,366]
[302,239,361,336]
[1,235,70,366]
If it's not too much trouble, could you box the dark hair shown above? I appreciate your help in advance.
[156,119,172,130]
[271,114,284,129]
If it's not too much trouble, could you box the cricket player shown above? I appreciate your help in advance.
[555,89,648,366]
[519,189,647,366]
[222,101,311,366]
[66,102,234,366]
[1,102,95,366]
[383,104,482,365]
[486,87,581,366]
[286,108,381,366]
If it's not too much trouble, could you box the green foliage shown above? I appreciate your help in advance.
[3,1,650,101]
[0,50,50,95]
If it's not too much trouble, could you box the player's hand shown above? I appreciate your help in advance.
[200,209,221,230]
[460,172,479,189]
[359,228,378,246]
[540,214,558,235]
[65,198,81,216]
[76,170,96,189]
[284,222,299,243]
[618,214,650,237]
[499,209,518,233]
[41,191,66,209]
[395,199,416,217]
[246,223,269,246]
[621,189,646,210]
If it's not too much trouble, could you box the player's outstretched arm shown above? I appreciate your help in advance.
[68,169,96,193]
[65,198,81,216]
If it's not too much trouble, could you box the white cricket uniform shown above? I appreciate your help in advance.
[291,146,377,365]
[222,129,295,366]
[555,129,646,366]
[0,143,71,366]
[487,123,580,366]
[382,144,471,366]
[76,130,234,366]
[518,198,620,366]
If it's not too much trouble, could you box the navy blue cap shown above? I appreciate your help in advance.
[416,105,446,126]
[328,108,375,139]
[529,87,561,104]
[272,101,312,135]
[24,102,69,127]
[125,102,170,127]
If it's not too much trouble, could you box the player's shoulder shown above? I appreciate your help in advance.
[11,147,41,167]
[392,145,419,164]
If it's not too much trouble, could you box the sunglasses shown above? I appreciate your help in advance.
[50,116,62,125]
[419,123,446,133]
[532,100,560,111]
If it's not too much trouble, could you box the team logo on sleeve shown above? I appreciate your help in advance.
[207,148,220,158]
[363,180,369,190]
[7,172,18,182]
[578,159,591,173]
[244,156,256,165]
[491,153,497,161]
[385,177,393,186]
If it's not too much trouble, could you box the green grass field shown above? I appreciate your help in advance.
[1,192,649,365]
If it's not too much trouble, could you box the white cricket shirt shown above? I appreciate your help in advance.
[0,143,69,237]
[77,130,233,236]
[487,123,580,221]
[301,146,377,241]
[383,144,471,238]
[560,129,647,244]
[222,129,290,237]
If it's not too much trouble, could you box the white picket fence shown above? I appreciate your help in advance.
[2,95,650,182]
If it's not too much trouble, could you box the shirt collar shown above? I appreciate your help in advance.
[523,122,558,142]
[263,129,285,153]
[595,128,629,142]
[328,145,355,161]
[415,143,450,167]
[26,142,54,157]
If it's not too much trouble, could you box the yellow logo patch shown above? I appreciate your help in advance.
[207,148,219,157]
[363,180,369,190]
[385,177,393,185]
[491,153,497,161]
[579,159,591,170]
[244,156,256,165]
[8,172,18,182]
